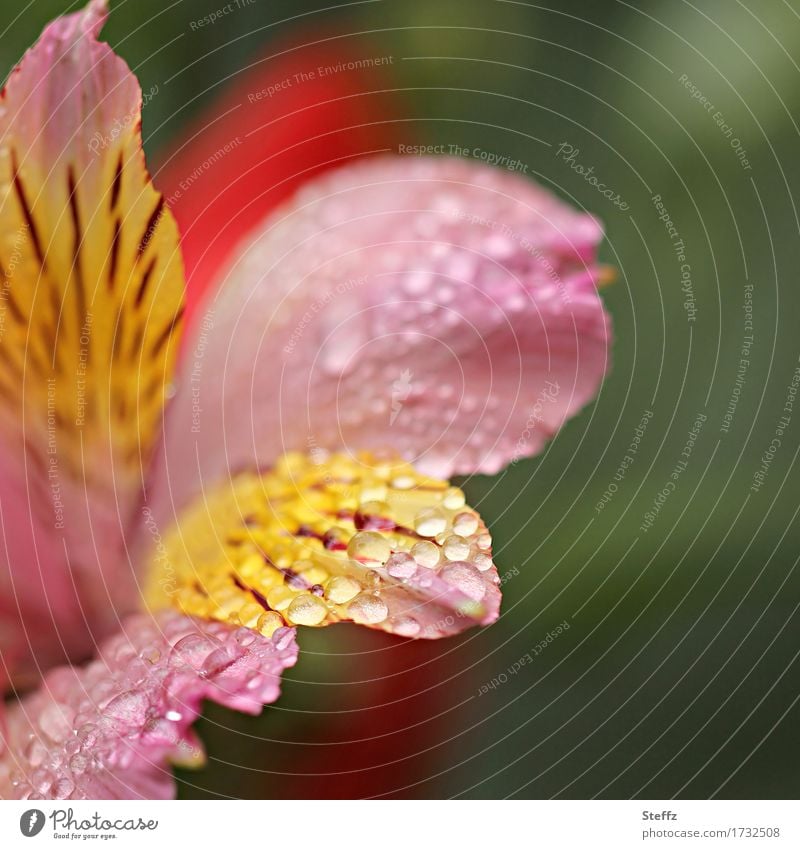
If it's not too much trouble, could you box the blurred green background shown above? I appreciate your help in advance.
[4,0,799,799]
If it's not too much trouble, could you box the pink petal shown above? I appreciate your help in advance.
[0,0,186,687]
[151,155,610,522]
[0,611,297,800]
[153,30,399,339]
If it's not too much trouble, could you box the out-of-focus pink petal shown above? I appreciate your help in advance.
[0,0,185,687]
[0,611,297,800]
[150,155,610,523]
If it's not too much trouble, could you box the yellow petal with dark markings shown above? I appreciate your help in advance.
[146,452,501,640]
[0,0,185,685]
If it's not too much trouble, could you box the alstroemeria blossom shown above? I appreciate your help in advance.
[0,0,611,800]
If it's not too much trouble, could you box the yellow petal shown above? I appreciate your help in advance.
[146,452,501,639]
[0,0,185,680]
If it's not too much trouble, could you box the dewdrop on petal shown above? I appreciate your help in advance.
[441,562,486,602]
[442,487,466,510]
[325,575,362,604]
[453,512,479,537]
[474,553,493,572]
[386,552,417,579]
[411,540,441,568]
[286,593,328,626]
[414,507,447,537]
[443,535,471,561]
[392,616,421,637]
[256,612,284,637]
[347,531,392,565]
[348,592,389,624]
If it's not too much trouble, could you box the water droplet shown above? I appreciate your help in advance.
[325,575,362,604]
[441,562,486,601]
[76,723,98,748]
[442,487,466,510]
[286,593,329,626]
[170,633,220,670]
[347,530,391,565]
[201,646,237,677]
[453,512,479,537]
[52,777,75,799]
[474,553,493,571]
[273,627,296,651]
[391,475,415,490]
[69,754,89,775]
[392,616,421,637]
[443,535,471,561]
[386,552,417,579]
[256,611,284,637]
[31,769,52,794]
[359,485,388,504]
[414,507,447,537]
[411,540,440,568]
[24,738,47,768]
[140,645,161,664]
[347,592,389,624]
[105,690,149,726]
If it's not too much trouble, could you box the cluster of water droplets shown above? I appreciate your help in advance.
[154,452,501,640]
[2,611,297,800]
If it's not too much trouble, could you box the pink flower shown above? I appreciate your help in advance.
[0,0,611,799]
